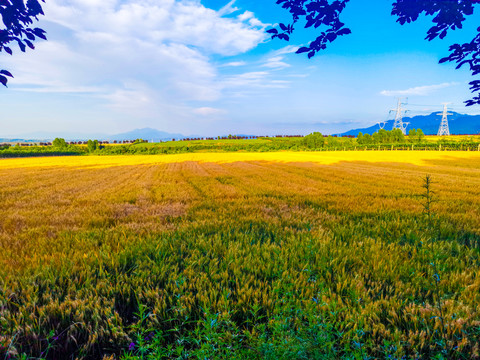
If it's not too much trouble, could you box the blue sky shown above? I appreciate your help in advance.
[1,0,479,138]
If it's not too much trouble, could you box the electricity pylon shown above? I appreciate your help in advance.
[377,121,386,130]
[437,103,452,136]
[390,98,409,135]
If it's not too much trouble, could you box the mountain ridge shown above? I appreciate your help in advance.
[338,112,480,136]
[3,112,480,142]
[106,128,185,141]
[0,128,187,142]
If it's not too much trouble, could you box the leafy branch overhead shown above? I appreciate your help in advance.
[269,0,480,106]
[0,0,46,86]
[268,0,351,59]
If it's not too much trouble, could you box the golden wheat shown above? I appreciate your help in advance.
[0,151,479,358]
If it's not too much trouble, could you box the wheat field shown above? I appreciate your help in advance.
[0,150,479,169]
[1,151,479,359]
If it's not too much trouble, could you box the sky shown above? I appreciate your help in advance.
[1,0,480,138]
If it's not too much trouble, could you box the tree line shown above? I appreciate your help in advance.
[356,128,425,145]
[1,132,479,158]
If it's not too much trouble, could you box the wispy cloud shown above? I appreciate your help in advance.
[237,10,269,28]
[380,82,458,97]
[273,45,299,56]
[219,0,239,16]
[223,71,289,89]
[262,56,290,69]
[287,74,309,78]
[14,85,104,93]
[221,61,247,67]
[193,107,227,116]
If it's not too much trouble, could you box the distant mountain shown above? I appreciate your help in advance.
[338,112,480,136]
[1,131,108,141]
[0,128,186,142]
[106,128,185,141]
[0,138,39,143]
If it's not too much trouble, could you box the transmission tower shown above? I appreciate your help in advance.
[437,103,452,136]
[390,98,409,135]
[377,121,386,130]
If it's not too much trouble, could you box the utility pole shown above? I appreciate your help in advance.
[390,98,409,135]
[437,103,452,136]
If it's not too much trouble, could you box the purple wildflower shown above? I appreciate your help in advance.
[129,342,135,351]
[145,332,154,342]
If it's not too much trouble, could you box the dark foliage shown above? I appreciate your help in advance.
[269,0,351,59]
[270,0,480,105]
[0,0,46,86]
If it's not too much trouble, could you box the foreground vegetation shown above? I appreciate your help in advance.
[1,152,480,359]
[1,131,480,158]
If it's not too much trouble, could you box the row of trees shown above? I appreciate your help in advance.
[52,138,115,152]
[357,128,426,145]
[357,129,420,145]
[52,138,102,152]
[2,133,479,158]
[302,129,426,148]
[408,128,425,143]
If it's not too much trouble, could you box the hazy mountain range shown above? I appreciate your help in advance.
[0,128,187,142]
[338,112,480,136]
[107,128,186,141]
[2,112,480,143]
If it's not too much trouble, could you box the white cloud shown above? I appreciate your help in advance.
[287,74,309,78]
[237,11,254,22]
[1,0,279,127]
[380,82,458,97]
[3,41,100,89]
[256,44,304,71]
[273,45,299,56]
[14,85,104,93]
[222,71,289,91]
[102,82,154,114]
[193,107,227,116]
[43,0,267,56]
[221,61,247,67]
[237,11,269,28]
[262,56,291,69]
[219,0,239,16]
